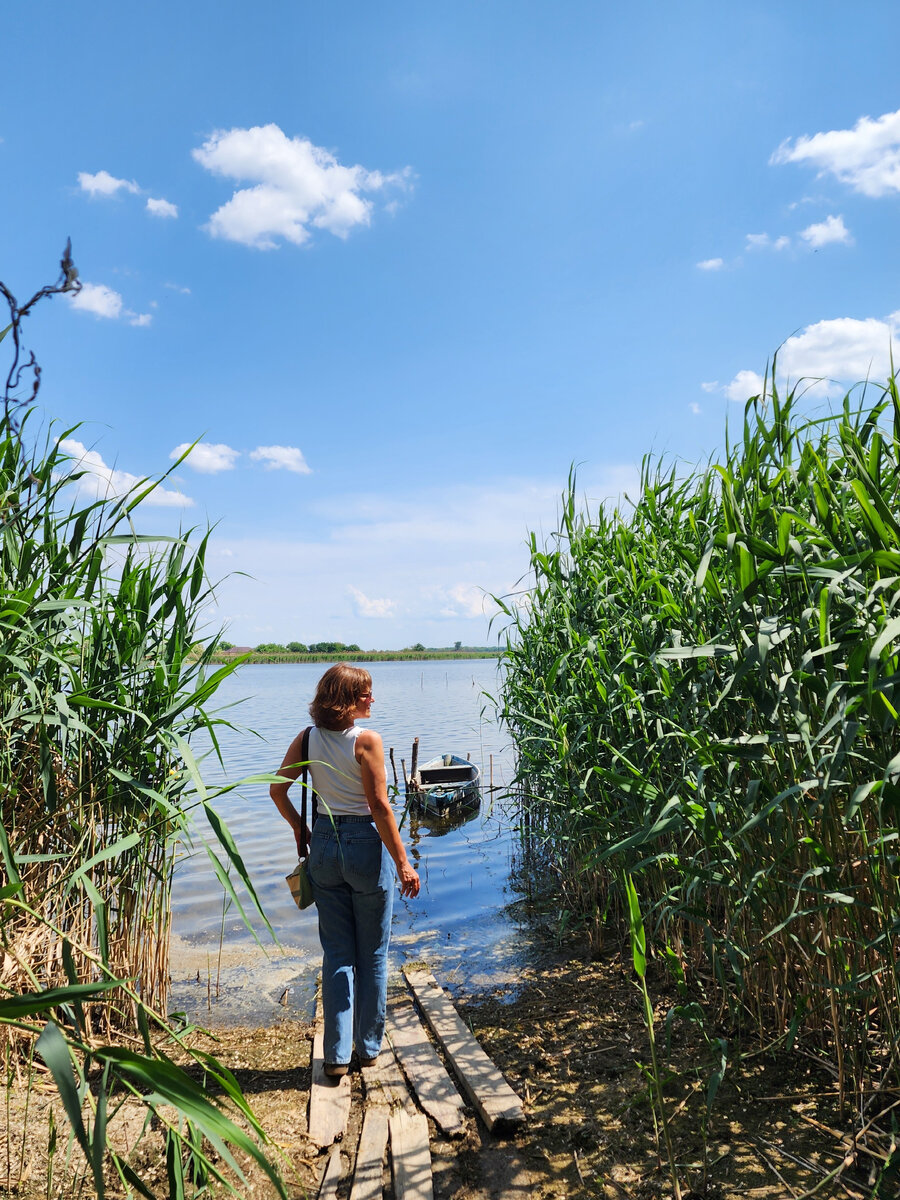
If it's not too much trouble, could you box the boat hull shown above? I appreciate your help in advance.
[409,754,481,815]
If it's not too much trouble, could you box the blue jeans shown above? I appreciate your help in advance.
[307,815,394,1064]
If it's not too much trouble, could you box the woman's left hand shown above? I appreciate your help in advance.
[397,861,420,898]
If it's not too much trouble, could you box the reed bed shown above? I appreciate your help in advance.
[221,649,501,663]
[1,256,289,1197]
[0,407,239,1029]
[498,378,900,1105]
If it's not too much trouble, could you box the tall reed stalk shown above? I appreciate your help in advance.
[1,251,288,1197]
[499,376,900,1107]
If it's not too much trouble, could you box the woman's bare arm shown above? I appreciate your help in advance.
[356,729,420,898]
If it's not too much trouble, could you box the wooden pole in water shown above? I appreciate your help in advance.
[401,758,409,796]
[410,737,420,787]
[490,754,494,793]
[389,747,399,789]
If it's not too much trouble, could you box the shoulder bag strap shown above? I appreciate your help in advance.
[299,725,312,853]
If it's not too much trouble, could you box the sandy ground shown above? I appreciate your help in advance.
[2,929,891,1198]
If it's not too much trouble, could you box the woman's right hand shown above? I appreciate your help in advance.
[397,861,420,898]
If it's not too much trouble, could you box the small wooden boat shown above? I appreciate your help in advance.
[409,753,481,815]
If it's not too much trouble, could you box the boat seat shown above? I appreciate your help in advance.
[419,766,474,784]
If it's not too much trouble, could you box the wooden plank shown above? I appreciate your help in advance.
[403,969,524,1133]
[349,1109,389,1200]
[361,1041,416,1114]
[317,1146,344,1199]
[387,996,466,1136]
[308,994,352,1147]
[389,1110,433,1200]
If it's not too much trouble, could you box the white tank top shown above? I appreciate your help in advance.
[307,725,372,817]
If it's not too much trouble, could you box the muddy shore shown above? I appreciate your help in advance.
[3,923,878,1199]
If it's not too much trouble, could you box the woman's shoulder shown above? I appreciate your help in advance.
[354,726,382,750]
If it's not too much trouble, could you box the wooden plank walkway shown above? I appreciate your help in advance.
[308,993,352,1147]
[361,1041,417,1114]
[404,968,525,1133]
[349,1109,388,1200]
[388,996,467,1136]
[308,966,525,1199]
[390,1110,434,1200]
[317,1145,343,1198]
[360,1041,429,1196]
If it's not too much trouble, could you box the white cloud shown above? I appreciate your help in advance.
[250,445,311,474]
[147,197,178,219]
[725,370,766,403]
[59,439,193,507]
[788,195,828,210]
[435,583,492,619]
[171,442,240,473]
[205,468,640,645]
[349,586,397,618]
[771,108,900,197]
[697,257,724,271]
[778,314,900,385]
[746,232,790,252]
[700,381,719,393]
[724,311,900,401]
[165,283,191,294]
[799,214,852,248]
[69,283,124,320]
[68,285,151,328]
[192,124,412,249]
[689,402,701,416]
[77,169,140,197]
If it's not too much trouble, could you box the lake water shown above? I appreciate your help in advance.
[168,658,528,1026]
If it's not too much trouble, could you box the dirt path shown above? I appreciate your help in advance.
[1,942,880,1198]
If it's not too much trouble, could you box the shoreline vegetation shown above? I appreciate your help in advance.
[2,254,292,1199]
[499,377,900,1194]
[210,647,503,664]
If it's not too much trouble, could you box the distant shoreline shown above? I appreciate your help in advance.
[210,650,503,665]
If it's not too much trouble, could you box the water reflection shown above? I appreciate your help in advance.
[407,790,483,836]
[169,659,526,1026]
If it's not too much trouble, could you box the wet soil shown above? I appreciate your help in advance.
[1,933,890,1199]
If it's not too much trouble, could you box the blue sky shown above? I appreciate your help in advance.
[5,2,900,648]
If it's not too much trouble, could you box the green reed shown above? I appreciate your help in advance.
[499,375,900,1106]
[0,403,246,1022]
[0,254,288,1197]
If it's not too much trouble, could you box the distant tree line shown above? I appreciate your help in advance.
[253,640,362,654]
[213,639,495,657]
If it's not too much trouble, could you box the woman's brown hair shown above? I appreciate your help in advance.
[309,663,372,730]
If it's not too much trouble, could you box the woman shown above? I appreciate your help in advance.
[270,663,420,1076]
